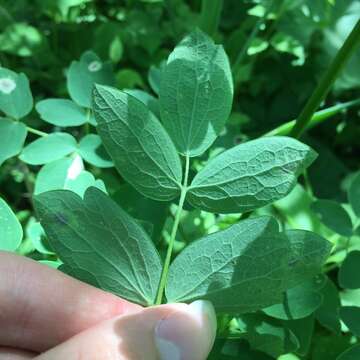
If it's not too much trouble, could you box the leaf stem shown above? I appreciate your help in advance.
[199,0,223,38]
[25,126,47,137]
[264,99,360,137]
[290,19,360,138]
[155,154,190,305]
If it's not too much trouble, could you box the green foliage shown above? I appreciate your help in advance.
[188,136,317,213]
[0,197,23,251]
[36,99,89,127]
[1,1,359,358]
[166,216,330,312]
[0,68,33,119]
[34,187,162,306]
[0,118,27,165]
[19,133,77,165]
[93,85,182,201]
[159,29,233,157]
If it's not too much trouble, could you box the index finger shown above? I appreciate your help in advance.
[0,252,141,353]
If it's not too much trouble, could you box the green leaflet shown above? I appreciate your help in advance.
[188,136,317,213]
[340,306,360,336]
[34,156,84,195]
[338,251,360,289]
[348,172,360,217]
[67,51,115,108]
[0,118,27,166]
[159,29,233,157]
[263,278,324,320]
[0,197,23,251]
[165,216,331,313]
[19,133,77,165]
[36,98,88,127]
[78,134,114,168]
[0,68,33,119]
[34,187,162,306]
[315,278,341,334]
[93,85,182,201]
[311,199,353,237]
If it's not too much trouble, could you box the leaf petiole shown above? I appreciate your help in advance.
[155,154,190,305]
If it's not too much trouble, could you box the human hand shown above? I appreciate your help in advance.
[0,252,216,360]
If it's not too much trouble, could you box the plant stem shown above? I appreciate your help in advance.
[26,126,47,137]
[264,99,360,137]
[199,0,223,38]
[290,19,360,138]
[155,154,190,305]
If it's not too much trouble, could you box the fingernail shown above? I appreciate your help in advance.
[154,300,217,360]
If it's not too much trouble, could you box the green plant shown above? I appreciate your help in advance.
[1,1,360,358]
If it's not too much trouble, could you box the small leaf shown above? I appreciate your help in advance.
[34,187,162,305]
[0,68,33,119]
[34,156,106,198]
[0,197,23,251]
[19,133,77,165]
[348,172,360,217]
[263,279,323,320]
[337,345,360,360]
[166,216,330,313]
[159,29,233,157]
[93,85,182,201]
[36,98,88,127]
[78,134,113,168]
[34,156,84,195]
[339,251,360,289]
[0,118,27,166]
[188,136,317,213]
[67,51,114,108]
[311,200,353,237]
[26,218,53,255]
[340,306,360,336]
[315,278,341,334]
[65,171,107,198]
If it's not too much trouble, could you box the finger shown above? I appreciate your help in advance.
[0,347,35,360]
[0,251,141,352]
[35,300,217,360]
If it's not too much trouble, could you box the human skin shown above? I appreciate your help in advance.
[0,252,216,360]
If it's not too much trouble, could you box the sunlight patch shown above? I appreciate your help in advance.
[0,78,16,94]
[88,61,102,72]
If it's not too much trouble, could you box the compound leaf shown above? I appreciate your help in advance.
[36,98,88,127]
[166,216,330,313]
[311,200,353,237]
[188,136,317,213]
[159,29,233,157]
[0,197,23,251]
[34,187,162,306]
[0,118,27,166]
[93,85,182,201]
[19,133,77,165]
[67,51,114,108]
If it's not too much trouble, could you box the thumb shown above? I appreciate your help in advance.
[34,300,217,360]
